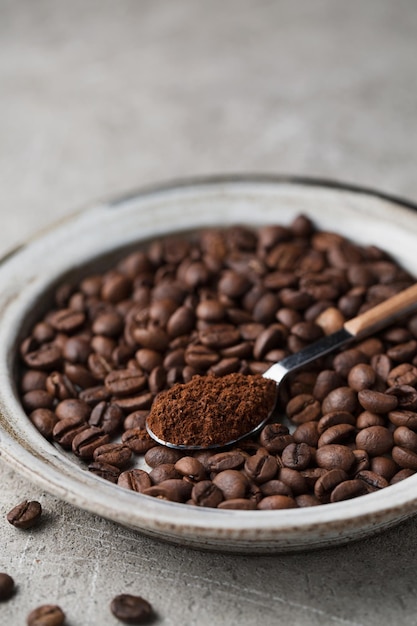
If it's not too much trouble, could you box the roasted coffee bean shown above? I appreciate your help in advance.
[333,348,368,378]
[218,498,257,510]
[358,389,398,413]
[53,417,88,448]
[330,479,369,502]
[312,370,345,401]
[62,337,89,369]
[322,387,358,414]
[22,343,62,370]
[281,442,312,470]
[347,364,376,391]
[144,446,183,467]
[174,457,206,481]
[144,479,192,502]
[93,442,132,467]
[392,446,417,470]
[314,469,349,503]
[390,468,416,484]
[72,426,110,459]
[316,445,355,472]
[21,369,48,393]
[45,372,76,400]
[278,467,308,495]
[0,572,14,601]
[259,423,294,453]
[356,470,389,491]
[88,461,121,483]
[386,384,417,411]
[122,427,156,454]
[371,353,392,381]
[293,421,319,447]
[212,470,248,499]
[393,426,417,452]
[22,389,54,412]
[286,394,321,424]
[356,411,385,429]
[110,593,153,624]
[118,469,152,492]
[257,495,297,510]
[149,463,181,484]
[317,423,356,447]
[295,494,321,507]
[206,450,246,472]
[104,369,147,396]
[26,604,65,626]
[7,500,42,529]
[29,408,59,440]
[370,456,398,481]
[317,410,356,434]
[79,385,111,405]
[355,426,394,456]
[49,308,85,332]
[253,325,287,360]
[388,409,417,430]
[351,449,370,473]
[191,480,224,507]
[260,479,293,497]
[387,363,417,387]
[55,398,91,421]
[89,401,124,434]
[244,451,278,483]
[184,344,219,370]
[113,392,153,412]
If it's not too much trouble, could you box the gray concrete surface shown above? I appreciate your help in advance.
[1,1,417,624]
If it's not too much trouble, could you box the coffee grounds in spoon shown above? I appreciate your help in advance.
[147,372,277,448]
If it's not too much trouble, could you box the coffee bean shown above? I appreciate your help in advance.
[317,423,356,447]
[26,604,65,626]
[122,427,156,454]
[0,572,15,601]
[22,343,62,370]
[330,479,369,502]
[7,500,42,529]
[312,370,345,401]
[244,451,278,484]
[257,495,297,510]
[293,421,319,447]
[316,445,355,472]
[118,469,152,492]
[88,461,121,483]
[347,363,376,391]
[317,410,356,434]
[53,417,88,449]
[286,394,321,424]
[314,469,349,503]
[259,423,294,453]
[322,387,358,414]
[356,470,389,491]
[212,470,248,499]
[370,456,398,481]
[281,443,312,470]
[29,408,59,440]
[356,411,385,429]
[89,401,124,435]
[72,426,110,459]
[110,593,153,624]
[358,389,398,413]
[206,450,246,472]
[174,457,206,481]
[355,426,394,456]
[144,479,192,502]
[149,463,181,484]
[392,446,417,470]
[55,398,91,421]
[191,480,224,507]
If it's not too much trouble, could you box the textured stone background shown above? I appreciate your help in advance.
[1,1,417,624]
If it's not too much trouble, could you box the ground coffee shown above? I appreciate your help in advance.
[147,372,277,447]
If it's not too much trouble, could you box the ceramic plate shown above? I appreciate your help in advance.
[1,175,417,553]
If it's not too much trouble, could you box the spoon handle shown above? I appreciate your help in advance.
[263,282,417,384]
[344,283,417,338]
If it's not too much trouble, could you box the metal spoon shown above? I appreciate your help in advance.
[146,283,417,450]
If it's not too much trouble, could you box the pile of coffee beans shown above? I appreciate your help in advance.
[18,215,417,509]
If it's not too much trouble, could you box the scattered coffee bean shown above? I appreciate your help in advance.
[110,593,153,624]
[26,604,65,626]
[7,500,42,529]
[0,572,15,601]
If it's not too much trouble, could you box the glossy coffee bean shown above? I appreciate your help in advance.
[7,500,42,529]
